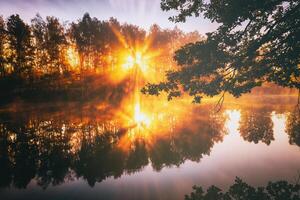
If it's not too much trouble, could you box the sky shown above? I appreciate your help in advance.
[0,0,218,34]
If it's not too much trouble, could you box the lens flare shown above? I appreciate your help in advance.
[122,51,148,73]
[122,54,134,70]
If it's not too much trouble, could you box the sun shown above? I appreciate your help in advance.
[122,51,148,73]
[65,46,80,70]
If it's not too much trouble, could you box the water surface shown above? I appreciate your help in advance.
[0,96,299,200]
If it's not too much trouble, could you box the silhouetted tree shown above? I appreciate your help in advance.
[143,0,300,103]
[185,177,300,200]
[6,14,34,78]
[149,24,173,50]
[91,18,120,71]
[45,16,67,73]
[31,14,67,75]
[121,23,146,50]
[31,14,47,74]
[0,16,7,77]
[70,13,103,71]
[0,12,207,103]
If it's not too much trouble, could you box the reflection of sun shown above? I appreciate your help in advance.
[225,109,241,134]
[133,103,151,128]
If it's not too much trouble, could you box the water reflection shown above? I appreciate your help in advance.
[239,108,274,145]
[286,108,300,146]
[0,102,299,191]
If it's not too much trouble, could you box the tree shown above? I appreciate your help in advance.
[44,16,67,73]
[120,23,146,50]
[142,0,300,103]
[94,18,120,70]
[70,13,102,71]
[148,25,185,55]
[185,177,300,200]
[6,14,34,78]
[32,15,66,74]
[0,16,7,77]
[31,14,47,73]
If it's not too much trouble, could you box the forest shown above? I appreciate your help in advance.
[1,12,297,107]
[0,13,202,104]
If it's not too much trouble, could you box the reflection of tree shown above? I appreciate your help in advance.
[286,109,300,146]
[149,138,183,171]
[0,124,13,188]
[35,120,72,189]
[174,120,224,162]
[185,177,300,200]
[0,107,226,189]
[150,109,226,171]
[150,122,224,171]
[12,125,38,188]
[239,108,274,145]
[0,118,74,189]
[125,140,148,173]
[74,130,126,187]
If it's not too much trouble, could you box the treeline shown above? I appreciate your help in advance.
[185,177,300,200]
[0,13,202,103]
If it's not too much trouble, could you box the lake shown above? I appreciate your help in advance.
[0,95,299,200]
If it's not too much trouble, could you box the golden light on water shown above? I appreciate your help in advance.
[114,30,156,131]
[62,24,172,137]
[133,102,151,128]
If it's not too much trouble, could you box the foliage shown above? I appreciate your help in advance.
[0,13,202,103]
[6,14,34,78]
[142,0,300,103]
[70,13,104,70]
[31,14,66,73]
[185,177,300,200]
